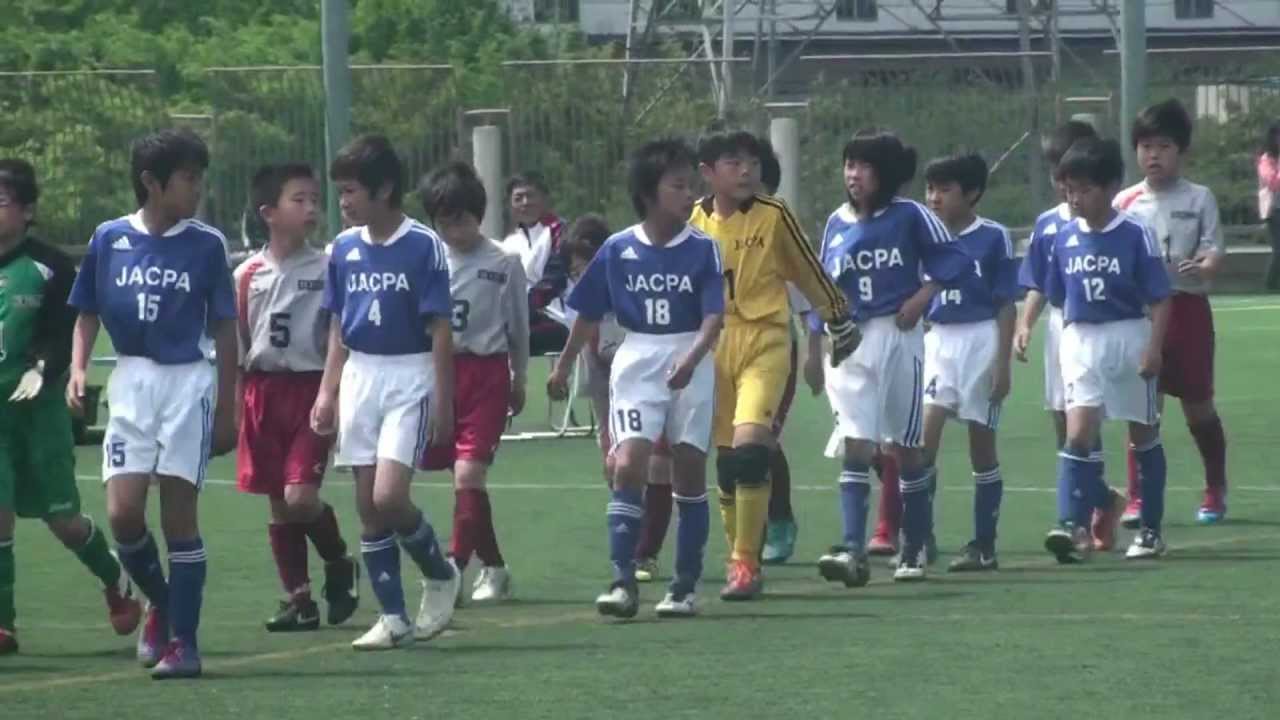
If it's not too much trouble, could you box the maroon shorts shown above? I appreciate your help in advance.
[771,338,800,436]
[420,354,511,471]
[1159,292,1215,403]
[237,372,333,497]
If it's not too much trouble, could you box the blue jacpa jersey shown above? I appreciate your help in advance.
[323,217,452,355]
[567,223,725,335]
[817,199,973,324]
[69,213,236,364]
[927,217,1019,324]
[1046,212,1172,325]
[1018,203,1072,307]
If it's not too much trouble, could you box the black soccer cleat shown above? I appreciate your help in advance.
[265,597,320,632]
[323,556,360,626]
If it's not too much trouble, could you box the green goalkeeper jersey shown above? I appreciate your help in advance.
[0,237,77,389]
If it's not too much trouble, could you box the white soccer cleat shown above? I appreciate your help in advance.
[1125,528,1167,560]
[415,559,460,639]
[654,592,698,618]
[351,614,414,651]
[470,566,513,603]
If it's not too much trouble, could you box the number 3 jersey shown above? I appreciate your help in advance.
[234,247,329,372]
[443,238,530,381]
[567,223,725,334]
[68,213,237,364]
[1046,212,1172,325]
[323,217,452,355]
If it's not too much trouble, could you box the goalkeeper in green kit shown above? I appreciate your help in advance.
[0,159,141,655]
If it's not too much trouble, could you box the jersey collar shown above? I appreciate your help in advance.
[697,195,757,219]
[632,222,692,248]
[1056,203,1071,221]
[127,211,192,237]
[360,215,414,247]
[956,216,985,237]
[1075,211,1125,234]
[836,202,889,224]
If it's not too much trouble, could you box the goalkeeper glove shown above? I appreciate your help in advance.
[826,317,860,368]
[9,365,44,402]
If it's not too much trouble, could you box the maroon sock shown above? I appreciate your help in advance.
[268,523,310,599]
[635,483,673,560]
[1189,416,1228,491]
[1125,445,1142,502]
[767,446,794,522]
[468,489,505,568]
[302,503,348,563]
[876,455,902,538]
[451,489,479,570]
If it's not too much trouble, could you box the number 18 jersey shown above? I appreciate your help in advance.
[234,247,329,372]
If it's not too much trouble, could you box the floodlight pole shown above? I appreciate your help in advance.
[322,0,353,236]
[1120,0,1146,184]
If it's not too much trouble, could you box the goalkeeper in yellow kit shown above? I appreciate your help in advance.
[690,130,857,600]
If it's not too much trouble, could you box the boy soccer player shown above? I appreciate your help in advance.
[417,161,529,603]
[920,154,1018,571]
[1115,99,1229,525]
[67,129,238,679]
[1014,121,1124,552]
[1044,138,1172,562]
[689,129,856,600]
[234,164,359,632]
[548,138,724,619]
[0,159,141,656]
[312,135,460,650]
[813,129,972,584]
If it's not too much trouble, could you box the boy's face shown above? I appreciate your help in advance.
[433,210,482,250]
[1136,135,1182,187]
[568,252,591,281]
[510,184,547,226]
[337,179,374,226]
[0,189,33,242]
[700,151,757,204]
[264,177,320,239]
[925,180,973,225]
[1062,176,1117,225]
[150,166,203,220]
[649,164,697,225]
[844,159,879,207]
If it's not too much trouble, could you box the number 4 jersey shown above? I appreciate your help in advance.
[69,213,236,364]
[234,247,329,372]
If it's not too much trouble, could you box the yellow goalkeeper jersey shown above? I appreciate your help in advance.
[689,193,846,327]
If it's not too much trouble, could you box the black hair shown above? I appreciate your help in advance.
[1132,98,1193,151]
[329,133,404,208]
[924,153,989,204]
[696,127,761,166]
[419,161,487,223]
[251,163,315,214]
[505,171,550,199]
[130,127,209,206]
[842,128,918,211]
[0,158,39,208]
[1043,120,1098,168]
[1054,137,1125,187]
[757,136,781,195]
[563,213,612,260]
[1264,122,1280,159]
[629,137,697,218]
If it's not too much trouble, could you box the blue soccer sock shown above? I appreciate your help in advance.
[900,466,933,554]
[838,459,871,551]
[607,488,644,586]
[116,530,169,614]
[671,493,709,596]
[361,533,406,619]
[973,466,1003,552]
[167,538,206,649]
[1059,451,1101,527]
[1134,438,1167,532]
[398,512,454,581]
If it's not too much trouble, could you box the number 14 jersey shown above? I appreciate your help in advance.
[234,247,329,372]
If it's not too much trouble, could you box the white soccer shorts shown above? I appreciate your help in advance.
[336,351,435,468]
[1060,318,1159,425]
[1043,306,1066,412]
[607,332,714,453]
[924,320,1003,429]
[103,356,216,487]
[824,315,924,455]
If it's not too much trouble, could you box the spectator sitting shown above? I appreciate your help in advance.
[501,171,570,354]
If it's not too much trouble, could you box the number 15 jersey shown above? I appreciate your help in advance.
[234,247,329,372]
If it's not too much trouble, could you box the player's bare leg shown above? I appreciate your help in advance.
[1047,409,1105,564]
[1181,397,1228,524]
[599,439,651,619]
[656,443,709,617]
[0,509,16,655]
[453,459,510,603]
[719,423,773,600]
[1126,421,1169,559]
[818,437,875,588]
[44,511,140,636]
[635,453,673,582]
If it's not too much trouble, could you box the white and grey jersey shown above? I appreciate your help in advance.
[446,239,530,381]
[1115,178,1225,295]
[234,247,329,372]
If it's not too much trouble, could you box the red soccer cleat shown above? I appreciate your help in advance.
[867,531,898,556]
[1092,488,1125,551]
[105,574,143,636]
[719,559,763,601]
[1120,498,1142,530]
[0,628,18,656]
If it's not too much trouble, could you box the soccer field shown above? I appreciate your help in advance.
[4,297,1280,719]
